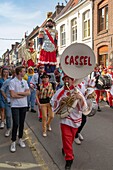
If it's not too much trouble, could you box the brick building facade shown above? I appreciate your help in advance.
[93,0,113,67]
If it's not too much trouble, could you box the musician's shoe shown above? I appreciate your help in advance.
[62,148,65,156]
[74,137,81,145]
[47,124,52,131]
[78,133,84,141]
[110,106,113,109]
[38,118,42,122]
[65,160,73,170]
[43,132,47,137]
[106,100,109,105]
[97,106,101,112]
[99,99,103,103]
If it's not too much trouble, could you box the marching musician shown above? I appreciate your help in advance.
[107,65,113,78]
[74,80,87,145]
[74,75,95,145]
[50,74,90,170]
[93,66,102,111]
[106,66,113,108]
[36,72,54,137]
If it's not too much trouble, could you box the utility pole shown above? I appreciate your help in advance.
[7,49,10,66]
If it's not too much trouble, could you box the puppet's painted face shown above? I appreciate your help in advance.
[46,20,54,29]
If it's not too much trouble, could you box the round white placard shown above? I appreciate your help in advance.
[60,43,96,79]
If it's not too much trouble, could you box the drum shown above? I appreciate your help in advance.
[87,100,97,117]
[96,75,112,90]
[85,88,97,117]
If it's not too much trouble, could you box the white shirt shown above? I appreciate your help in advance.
[50,87,82,128]
[30,73,39,89]
[9,77,29,107]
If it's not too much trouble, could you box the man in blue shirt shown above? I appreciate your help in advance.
[1,69,15,137]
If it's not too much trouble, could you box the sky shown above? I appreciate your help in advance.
[0,0,66,57]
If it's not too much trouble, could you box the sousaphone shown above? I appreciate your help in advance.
[56,43,96,118]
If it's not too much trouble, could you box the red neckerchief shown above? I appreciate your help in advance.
[29,48,34,53]
[57,85,74,100]
[64,85,74,90]
[42,82,49,88]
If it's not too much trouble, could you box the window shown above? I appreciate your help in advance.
[83,10,90,38]
[60,24,66,46]
[98,5,108,32]
[98,45,108,67]
[71,18,77,42]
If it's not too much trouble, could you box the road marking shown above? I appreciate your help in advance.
[0,162,40,169]
[24,128,49,170]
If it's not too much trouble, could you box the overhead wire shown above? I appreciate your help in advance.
[0,38,21,40]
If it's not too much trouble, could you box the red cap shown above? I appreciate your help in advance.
[62,74,74,81]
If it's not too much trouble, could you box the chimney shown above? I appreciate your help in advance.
[15,42,20,47]
[55,2,65,16]
[24,32,27,39]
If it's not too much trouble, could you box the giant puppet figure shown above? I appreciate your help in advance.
[23,40,37,67]
[38,18,58,73]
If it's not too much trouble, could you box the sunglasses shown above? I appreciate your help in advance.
[21,82,24,88]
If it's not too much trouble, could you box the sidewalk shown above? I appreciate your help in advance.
[0,123,48,170]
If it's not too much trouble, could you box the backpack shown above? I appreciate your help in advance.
[95,75,112,90]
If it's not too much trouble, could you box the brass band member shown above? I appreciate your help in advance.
[50,74,90,170]
[36,72,54,137]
